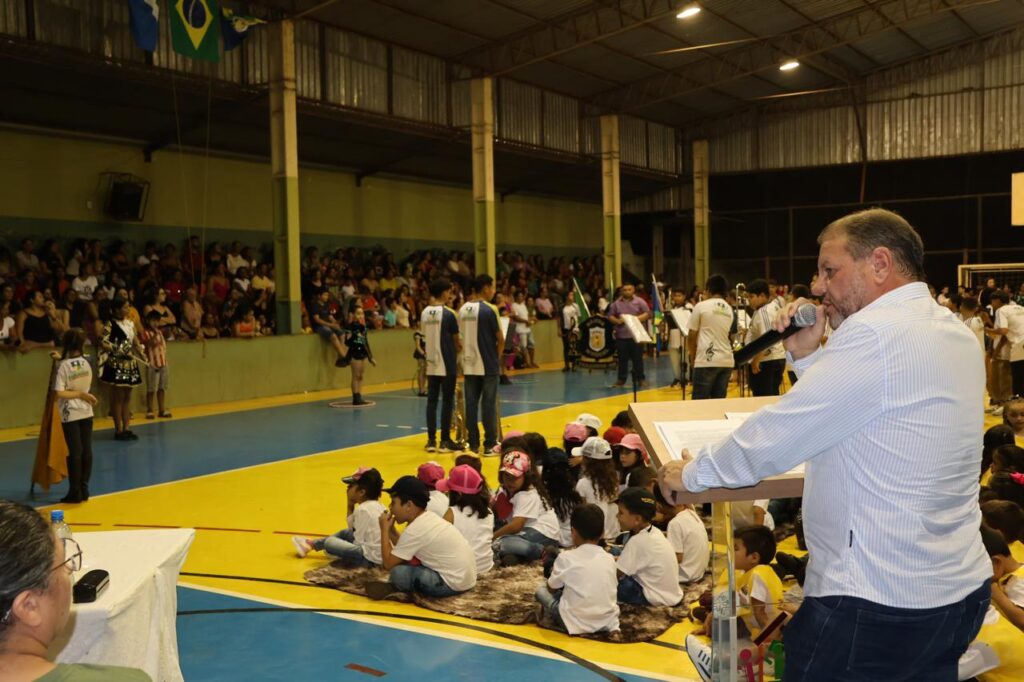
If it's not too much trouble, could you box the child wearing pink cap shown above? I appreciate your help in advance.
[438,464,494,573]
[492,451,560,565]
[418,461,453,521]
[614,433,652,491]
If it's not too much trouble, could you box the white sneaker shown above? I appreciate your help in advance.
[987,406,1004,415]
[292,536,310,558]
[686,633,712,682]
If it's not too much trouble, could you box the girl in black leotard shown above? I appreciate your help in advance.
[342,306,375,406]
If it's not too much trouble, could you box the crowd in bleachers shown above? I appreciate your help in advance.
[0,235,608,352]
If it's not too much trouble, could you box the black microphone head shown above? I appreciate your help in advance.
[794,303,817,328]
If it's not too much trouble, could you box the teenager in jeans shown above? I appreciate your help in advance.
[687,274,735,400]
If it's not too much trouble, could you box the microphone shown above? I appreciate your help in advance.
[733,304,817,367]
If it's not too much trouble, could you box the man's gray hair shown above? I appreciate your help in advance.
[818,208,925,282]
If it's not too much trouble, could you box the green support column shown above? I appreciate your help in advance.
[269,20,302,334]
[471,77,496,278]
[693,139,710,289]
[600,115,621,292]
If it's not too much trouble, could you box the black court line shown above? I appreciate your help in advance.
[178,572,624,681]
[645,639,685,651]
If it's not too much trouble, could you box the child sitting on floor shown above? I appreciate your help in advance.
[958,525,1024,680]
[418,461,453,521]
[292,467,385,567]
[365,475,477,600]
[614,487,683,607]
[610,410,634,433]
[437,464,494,574]
[729,525,784,640]
[665,495,710,584]
[534,503,620,635]
[1004,395,1024,441]
[492,451,561,565]
[575,412,602,438]
[542,449,583,548]
[983,499,1024,564]
[614,433,650,491]
[574,437,621,540]
[983,425,1016,485]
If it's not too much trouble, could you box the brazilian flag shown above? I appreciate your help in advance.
[171,0,221,62]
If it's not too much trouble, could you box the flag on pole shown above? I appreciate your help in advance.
[220,7,265,51]
[572,278,590,323]
[650,274,665,353]
[171,0,221,62]
[127,0,160,52]
[31,362,68,492]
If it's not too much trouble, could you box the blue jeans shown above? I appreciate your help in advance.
[389,564,461,598]
[495,527,558,562]
[313,529,375,567]
[784,580,990,681]
[615,338,644,383]
[692,367,731,400]
[534,584,566,631]
[463,375,498,450]
[617,575,649,605]
[426,375,456,442]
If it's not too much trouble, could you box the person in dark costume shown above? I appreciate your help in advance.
[343,306,375,406]
[98,297,144,440]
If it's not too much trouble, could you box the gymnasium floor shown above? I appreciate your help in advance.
[2,356,724,681]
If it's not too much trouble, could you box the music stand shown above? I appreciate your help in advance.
[621,314,652,402]
[630,398,804,682]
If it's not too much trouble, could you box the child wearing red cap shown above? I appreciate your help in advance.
[438,464,494,573]
[418,461,453,521]
[492,451,560,565]
[292,467,386,567]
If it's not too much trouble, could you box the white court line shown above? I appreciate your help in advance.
[375,424,390,428]
[178,582,692,682]
[396,425,413,430]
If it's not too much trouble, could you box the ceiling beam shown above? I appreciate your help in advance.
[588,0,993,114]
[455,0,682,78]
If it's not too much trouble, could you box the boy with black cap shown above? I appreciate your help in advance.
[365,475,477,600]
[535,503,620,635]
[615,487,684,607]
[292,467,386,567]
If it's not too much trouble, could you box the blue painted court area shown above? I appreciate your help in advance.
[176,586,662,682]
[2,359,674,503]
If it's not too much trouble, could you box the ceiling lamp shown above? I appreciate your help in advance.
[677,4,701,19]
[779,59,800,71]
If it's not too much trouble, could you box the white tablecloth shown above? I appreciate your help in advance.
[50,529,195,682]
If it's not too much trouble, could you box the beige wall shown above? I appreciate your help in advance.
[0,128,602,253]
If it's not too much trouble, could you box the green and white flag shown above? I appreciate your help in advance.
[572,278,590,323]
[171,0,221,62]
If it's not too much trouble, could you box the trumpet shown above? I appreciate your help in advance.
[734,282,749,308]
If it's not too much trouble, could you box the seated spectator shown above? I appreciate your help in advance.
[181,288,203,339]
[15,291,63,353]
[142,288,176,332]
[535,286,554,319]
[251,263,275,294]
[0,499,152,681]
[71,263,98,302]
[233,309,259,338]
[0,301,16,348]
[205,263,231,305]
[382,297,397,328]
[198,312,220,339]
[15,238,40,273]
[233,267,251,294]
[309,290,348,366]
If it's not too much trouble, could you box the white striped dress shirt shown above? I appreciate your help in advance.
[683,282,991,608]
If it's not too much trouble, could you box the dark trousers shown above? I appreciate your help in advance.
[691,367,731,400]
[426,374,455,442]
[783,580,990,681]
[615,338,644,383]
[749,359,785,396]
[61,418,94,498]
[1012,359,1024,397]
[560,332,573,367]
[463,375,498,451]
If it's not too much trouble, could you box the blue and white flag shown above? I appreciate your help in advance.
[127,0,159,52]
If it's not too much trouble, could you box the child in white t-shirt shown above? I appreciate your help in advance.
[573,437,621,540]
[535,503,620,635]
[52,329,97,504]
[292,467,386,567]
[615,487,683,607]
[365,475,477,600]
[418,461,453,521]
[665,500,710,584]
[437,464,494,574]
[493,451,560,565]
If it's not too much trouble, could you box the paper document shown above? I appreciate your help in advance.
[669,308,691,331]
[622,314,654,343]
[725,412,753,421]
[653,418,806,475]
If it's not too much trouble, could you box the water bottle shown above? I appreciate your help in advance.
[50,510,73,542]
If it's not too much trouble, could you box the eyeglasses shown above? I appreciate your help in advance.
[53,538,83,574]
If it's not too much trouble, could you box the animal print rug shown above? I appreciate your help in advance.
[304,561,708,643]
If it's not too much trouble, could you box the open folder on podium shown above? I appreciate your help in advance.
[629,397,805,682]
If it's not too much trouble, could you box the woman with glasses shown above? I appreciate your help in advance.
[0,500,150,680]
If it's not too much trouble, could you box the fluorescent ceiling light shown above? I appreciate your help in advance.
[677,5,701,19]
[779,60,800,71]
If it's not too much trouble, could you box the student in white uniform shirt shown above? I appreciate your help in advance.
[614,487,683,606]
[687,275,735,400]
[417,461,453,521]
[292,467,386,567]
[572,437,621,540]
[744,279,787,396]
[535,504,620,635]
[493,451,561,565]
[667,289,691,389]
[959,297,987,356]
[365,476,477,600]
[436,464,494,574]
[52,328,98,504]
[657,487,710,583]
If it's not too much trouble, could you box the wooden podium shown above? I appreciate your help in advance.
[629,398,805,682]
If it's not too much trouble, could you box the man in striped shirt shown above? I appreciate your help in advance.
[662,208,991,680]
